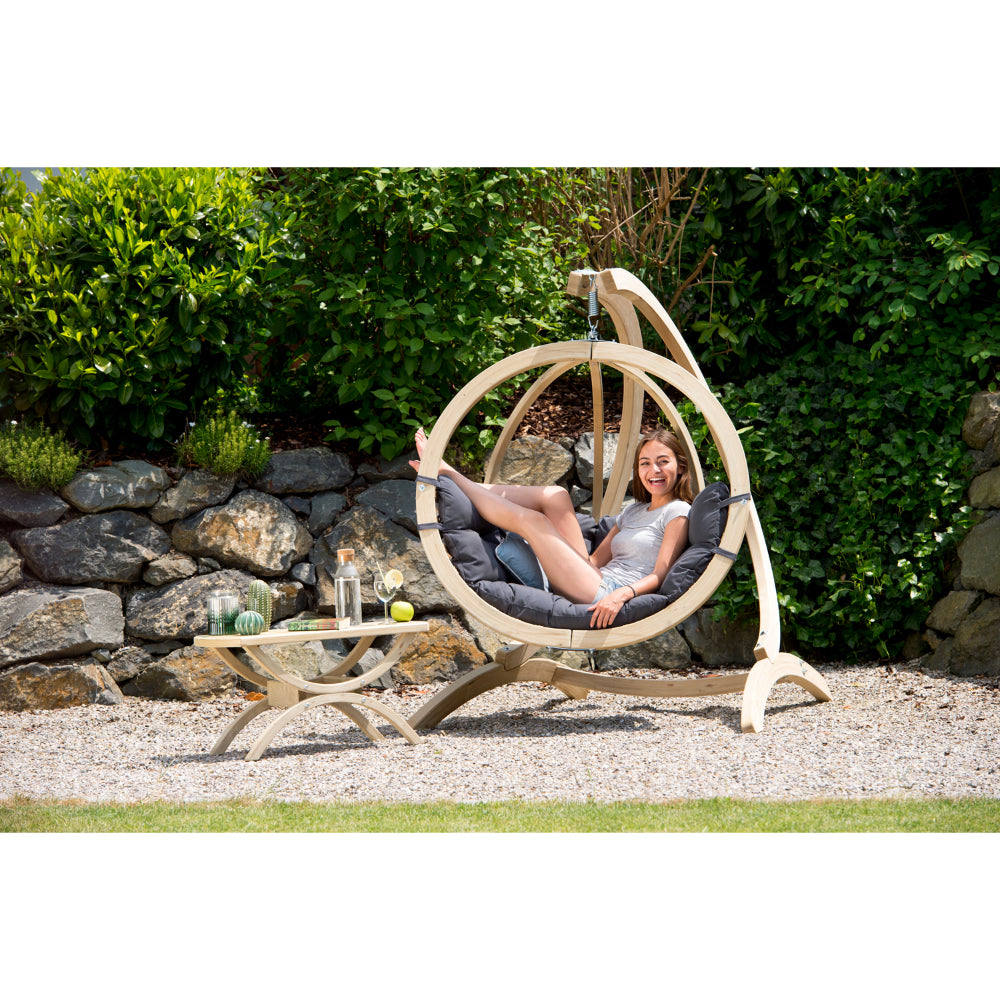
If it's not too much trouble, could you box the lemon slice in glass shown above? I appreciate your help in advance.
[384,569,404,589]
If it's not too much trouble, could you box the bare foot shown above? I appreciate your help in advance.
[410,427,456,477]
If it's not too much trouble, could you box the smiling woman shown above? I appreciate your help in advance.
[413,425,693,628]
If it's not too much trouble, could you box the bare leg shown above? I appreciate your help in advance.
[413,429,602,603]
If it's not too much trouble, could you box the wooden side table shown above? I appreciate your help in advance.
[194,620,429,761]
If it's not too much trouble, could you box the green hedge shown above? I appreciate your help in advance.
[0,167,280,450]
[685,346,975,659]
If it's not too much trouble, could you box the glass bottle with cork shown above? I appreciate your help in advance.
[334,548,362,626]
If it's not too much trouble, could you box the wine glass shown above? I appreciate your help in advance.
[373,574,399,623]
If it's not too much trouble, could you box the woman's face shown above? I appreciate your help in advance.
[637,440,680,499]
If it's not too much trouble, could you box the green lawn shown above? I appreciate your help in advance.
[2,796,997,832]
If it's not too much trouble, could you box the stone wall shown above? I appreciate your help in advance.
[921,392,1000,677]
[7,396,995,713]
[0,435,759,712]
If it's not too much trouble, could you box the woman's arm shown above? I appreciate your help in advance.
[587,525,619,571]
[644,515,689,591]
[587,516,690,628]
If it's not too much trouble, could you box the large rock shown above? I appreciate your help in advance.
[0,539,23,594]
[143,551,198,586]
[312,505,452,614]
[488,435,574,486]
[574,432,620,488]
[358,450,418,483]
[104,645,155,684]
[0,480,69,527]
[355,479,419,533]
[0,659,123,711]
[123,645,238,701]
[594,627,693,671]
[60,460,171,513]
[307,491,348,536]
[0,585,125,668]
[254,447,354,494]
[958,516,1000,596]
[926,590,982,635]
[171,490,313,577]
[948,597,1000,677]
[969,468,1000,509]
[12,511,171,584]
[677,607,758,665]
[391,615,487,685]
[271,580,308,621]
[125,568,254,641]
[148,469,236,524]
[962,392,1000,451]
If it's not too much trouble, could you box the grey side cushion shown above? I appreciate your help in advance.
[435,476,508,584]
[435,475,732,630]
[659,481,730,602]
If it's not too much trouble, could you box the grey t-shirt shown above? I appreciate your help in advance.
[599,498,691,590]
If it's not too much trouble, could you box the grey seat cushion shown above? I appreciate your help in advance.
[432,476,731,630]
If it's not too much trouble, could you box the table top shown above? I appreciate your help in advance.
[194,619,430,648]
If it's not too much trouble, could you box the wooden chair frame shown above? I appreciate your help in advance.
[410,268,831,733]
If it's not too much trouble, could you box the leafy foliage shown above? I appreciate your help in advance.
[175,410,271,480]
[685,168,1000,381]
[0,419,81,491]
[682,346,975,659]
[256,168,579,459]
[0,167,280,450]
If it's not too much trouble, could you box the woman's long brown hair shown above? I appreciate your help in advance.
[631,427,694,504]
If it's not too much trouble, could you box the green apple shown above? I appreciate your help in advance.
[390,601,414,622]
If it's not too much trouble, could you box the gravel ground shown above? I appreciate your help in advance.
[2,660,999,803]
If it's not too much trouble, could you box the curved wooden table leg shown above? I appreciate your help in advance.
[210,696,273,755]
[332,702,387,743]
[740,653,833,734]
[246,692,423,761]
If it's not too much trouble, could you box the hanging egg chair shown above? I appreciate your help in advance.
[410,268,832,733]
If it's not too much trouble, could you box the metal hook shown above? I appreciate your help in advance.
[582,269,600,340]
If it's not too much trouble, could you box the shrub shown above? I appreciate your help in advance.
[0,420,81,491]
[682,346,975,660]
[0,167,281,451]
[256,168,580,460]
[175,411,271,479]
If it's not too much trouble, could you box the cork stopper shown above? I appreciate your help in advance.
[337,548,355,564]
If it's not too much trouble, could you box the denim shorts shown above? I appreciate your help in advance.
[591,576,628,603]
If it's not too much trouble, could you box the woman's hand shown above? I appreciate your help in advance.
[587,587,631,629]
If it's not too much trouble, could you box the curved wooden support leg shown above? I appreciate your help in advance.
[408,660,528,730]
[552,682,591,700]
[408,654,756,729]
[210,696,272,755]
[740,653,833,734]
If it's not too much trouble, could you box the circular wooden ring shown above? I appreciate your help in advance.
[414,342,751,650]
